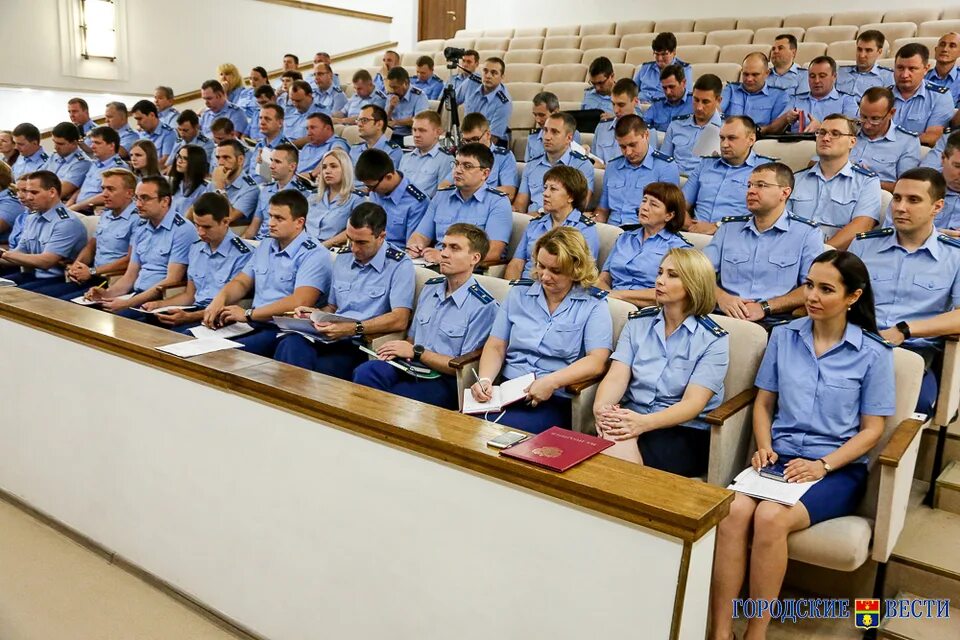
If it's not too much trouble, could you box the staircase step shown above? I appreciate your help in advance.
[934,460,960,515]
[878,592,960,640]
[913,417,960,482]
[886,508,960,606]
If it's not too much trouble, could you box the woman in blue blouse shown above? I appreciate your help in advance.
[307,148,365,247]
[169,145,209,218]
[710,250,896,640]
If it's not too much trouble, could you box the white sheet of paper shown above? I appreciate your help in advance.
[0,277,16,287]
[310,310,357,324]
[462,373,536,415]
[135,305,197,315]
[727,467,820,506]
[156,337,242,358]
[188,322,253,339]
[70,292,134,306]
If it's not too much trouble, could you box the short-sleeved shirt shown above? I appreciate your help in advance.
[783,89,859,132]
[170,179,209,218]
[603,227,690,290]
[704,211,824,300]
[165,134,215,169]
[199,102,249,137]
[341,90,388,118]
[115,125,140,153]
[313,86,348,116]
[388,87,430,136]
[74,154,129,203]
[158,107,180,129]
[612,308,728,429]
[209,173,260,223]
[634,60,693,102]
[369,175,430,246]
[919,129,950,170]
[410,276,500,357]
[645,94,693,132]
[245,133,294,178]
[491,281,613,390]
[514,209,600,279]
[140,123,177,158]
[411,75,444,100]
[599,149,681,226]
[93,200,138,268]
[660,111,724,175]
[937,190,960,231]
[283,100,326,140]
[837,64,894,99]
[399,144,452,198]
[891,83,955,135]
[582,88,613,113]
[350,136,404,167]
[253,177,317,239]
[464,84,513,139]
[455,72,482,104]
[850,228,960,350]
[444,144,520,190]
[519,148,595,213]
[130,209,199,291]
[415,185,513,245]
[328,242,416,319]
[296,136,351,173]
[241,230,332,308]
[525,128,584,163]
[755,317,895,462]
[187,231,254,307]
[43,149,91,189]
[682,151,768,223]
[307,189,365,241]
[12,149,49,180]
[721,82,789,127]
[789,161,882,234]
[766,63,809,94]
[849,125,922,182]
[0,188,22,243]
[925,65,960,104]
[11,205,87,278]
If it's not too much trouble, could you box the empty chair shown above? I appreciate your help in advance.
[546,25,580,36]
[826,40,859,62]
[543,36,581,50]
[454,29,481,38]
[831,11,883,26]
[475,37,510,51]
[509,36,545,50]
[804,25,859,44]
[444,38,475,50]
[482,28,514,38]
[543,81,588,102]
[581,48,627,66]
[415,39,444,52]
[918,19,960,37]
[883,9,942,25]
[655,19,695,33]
[737,17,783,31]
[616,20,656,35]
[515,27,547,37]
[558,100,581,112]
[753,27,805,45]
[580,22,616,36]
[893,37,940,54]
[579,35,620,50]
[718,44,769,64]
[705,30,754,47]
[859,22,918,44]
[795,42,828,65]
[752,138,816,172]
[676,44,721,64]
[675,32,707,45]
[695,17,738,32]
[400,52,422,66]
[783,13,832,29]
[504,82,544,102]
[504,49,543,64]
[625,47,655,66]
[540,49,584,65]
[612,63,634,80]
[877,57,895,68]
[541,64,588,84]
[476,50,506,63]
[508,103,536,131]
[620,33,657,50]
[691,62,742,83]
[503,63,543,83]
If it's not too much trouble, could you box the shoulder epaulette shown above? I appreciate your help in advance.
[425,276,445,285]
[197,132,210,142]
[56,206,69,220]
[856,227,894,240]
[570,150,589,161]
[628,306,660,319]
[894,124,920,137]
[405,183,427,201]
[851,163,878,178]
[73,151,87,161]
[492,146,509,155]
[578,213,596,226]
[528,153,545,162]
[938,234,960,249]
[160,123,174,132]
[468,73,482,84]
[793,91,811,98]
[192,238,204,244]
[863,330,895,348]
[721,215,751,223]
[352,188,367,197]
[335,244,351,253]
[385,246,405,261]
[374,89,388,98]
[530,211,548,220]
[293,177,314,192]
[726,81,742,88]
[793,165,812,175]
[649,96,665,103]
[485,187,507,197]
[410,86,423,95]
[138,218,149,225]
[509,278,535,286]
[672,113,692,121]
[469,282,495,304]
[620,223,642,232]
[388,141,402,150]
[333,85,344,94]
[302,239,317,250]
[231,236,251,253]
[755,154,777,162]
[588,287,608,300]
[113,157,126,166]
[651,149,675,162]
[678,60,690,68]
[438,146,454,156]
[263,180,277,187]
[242,174,257,186]
[173,214,186,226]
[787,213,818,227]
[496,90,510,104]
[697,315,728,337]
[926,82,951,94]
[437,185,457,191]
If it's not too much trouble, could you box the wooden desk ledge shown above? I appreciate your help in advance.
[0,288,733,542]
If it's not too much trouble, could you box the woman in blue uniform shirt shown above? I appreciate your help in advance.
[307,148,365,247]
[594,248,728,475]
[218,63,247,105]
[597,182,691,308]
[710,250,896,640]
[470,226,613,434]
[169,145,209,218]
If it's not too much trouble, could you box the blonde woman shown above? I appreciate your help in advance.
[594,248,728,475]
[307,148,365,247]
[217,63,246,105]
[470,226,612,433]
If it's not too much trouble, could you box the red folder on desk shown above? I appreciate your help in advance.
[500,427,613,472]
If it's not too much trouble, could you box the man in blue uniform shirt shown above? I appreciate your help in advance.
[283,80,326,145]
[104,102,140,157]
[154,86,179,128]
[515,112,594,213]
[0,167,23,245]
[892,43,956,146]
[662,74,724,175]
[10,123,48,180]
[770,56,859,133]
[582,57,617,117]
[789,114,882,249]
[198,79,249,138]
[937,134,960,233]
[527,91,574,163]
[273,202,415,378]
[246,104,293,180]
[203,190,332,356]
[644,64,692,133]
[166,110,215,171]
[704,162,824,324]
[246,144,316,240]
[297,112,351,176]
[67,98,96,138]
[767,34,809,94]
[83,176,198,315]
[595,115,680,226]
[926,32,960,104]
[43,122,91,201]
[356,149,429,247]
[633,32,693,102]
[131,100,177,166]
[311,63,348,119]
[453,49,481,105]
[439,113,519,200]
[851,168,960,413]
[312,52,341,90]
[385,67,430,145]
[373,50,401,93]
[333,69,388,125]
[464,57,513,145]
[208,139,259,224]
[838,30,894,99]
[354,223,500,409]
[591,80,640,165]
[407,143,512,264]
[411,55,445,100]
[70,126,127,212]
[398,111,449,198]
[721,53,789,133]
[349,105,404,167]
[920,129,952,170]
[0,171,86,286]
[683,116,766,233]
[851,87,922,191]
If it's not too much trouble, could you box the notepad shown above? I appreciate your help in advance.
[156,337,242,358]
[727,467,821,506]
[273,312,357,344]
[0,277,15,287]
[188,322,253,339]
[135,305,198,315]
[462,373,536,415]
[70,293,134,306]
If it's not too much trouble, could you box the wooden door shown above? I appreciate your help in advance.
[419,0,466,41]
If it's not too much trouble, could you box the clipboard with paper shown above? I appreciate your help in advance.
[356,344,441,379]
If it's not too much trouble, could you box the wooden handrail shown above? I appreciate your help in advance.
[253,0,392,23]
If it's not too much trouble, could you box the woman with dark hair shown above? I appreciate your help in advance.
[709,250,895,640]
[129,140,161,180]
[169,144,209,217]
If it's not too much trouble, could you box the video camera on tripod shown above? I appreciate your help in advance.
[437,47,470,152]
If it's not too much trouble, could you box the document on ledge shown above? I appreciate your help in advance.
[188,322,253,339]
[156,337,242,358]
[462,373,536,415]
[70,293,134,306]
[0,278,15,287]
[135,305,198,315]
[727,467,821,506]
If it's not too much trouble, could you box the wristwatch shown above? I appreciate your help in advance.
[818,458,833,473]
[354,320,365,336]
[244,307,254,320]
[759,300,772,318]
[896,321,912,340]
[89,267,98,277]
[412,344,425,363]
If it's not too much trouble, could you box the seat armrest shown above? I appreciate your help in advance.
[934,335,960,427]
[878,418,925,468]
[566,376,603,395]
[704,388,757,426]
[155,281,188,296]
[706,388,758,486]
[449,349,483,370]
[873,418,926,563]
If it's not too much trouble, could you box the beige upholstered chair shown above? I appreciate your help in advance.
[677,44,722,64]
[752,139,816,172]
[695,18,738,33]
[416,39,444,52]
[675,32,708,45]
[484,212,531,279]
[783,13,832,29]
[579,35,620,50]
[656,19,696,33]
[504,63,543,83]
[691,62,742,83]
[594,220,623,267]
[543,36,581,50]
[795,42,828,65]
[540,49,584,65]
[926,338,960,503]
[679,231,714,251]
[580,22,616,37]
[546,25,580,37]
[444,38,476,50]
[515,27,547,37]
[892,37,939,55]
[826,40,861,62]
[737,17,784,31]
[507,102,535,131]
[918,20,960,37]
[483,28,514,38]
[505,82,545,102]
[804,25,859,44]
[625,47,656,66]
[543,81,588,102]
[541,64,588,84]
[860,22,919,44]
[508,37,545,50]
[706,30,755,47]
[616,20,656,36]
[476,50,506,64]
[620,33,657,50]
[454,29,480,38]
[504,49,543,64]
[581,48,627,66]
[718,44,768,64]
[831,11,883,26]
[883,9,942,25]
[475,37,510,51]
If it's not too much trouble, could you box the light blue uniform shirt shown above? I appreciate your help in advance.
[721,82,789,127]
[602,227,689,289]
[373,72,387,93]
[850,228,960,350]
[410,276,500,356]
[612,308,728,429]
[207,173,260,222]
[582,88,613,113]
[241,230,332,309]
[245,133,294,178]
[170,179,209,218]
[253,177,316,239]
[661,111,724,174]
[444,144,519,189]
[789,161,882,234]
[892,83,955,135]
[199,102,249,137]
[235,88,259,122]
[837,64,894,99]
[411,75,444,100]
[12,205,87,278]
[849,125,921,182]
[491,281,613,389]
[0,188,22,243]
[313,86,348,116]
[756,317,895,462]
[598,149,681,226]
[328,242,415,319]
[634,60,693,102]
[158,107,180,129]
[767,63,809,94]
[165,134,215,170]
[75,154,128,203]
[130,210,198,291]
[525,128,583,163]
[514,209,600,279]
[307,189,366,241]
[783,89,859,132]
[115,124,140,153]
[937,190,960,230]
[369,175,429,246]
[342,90,388,118]
[226,87,246,106]
[140,123,177,158]
[518,148,595,213]
[43,149,91,189]
[919,129,950,170]
[11,149,49,180]
[925,65,960,104]
[398,144,451,198]
[93,200,138,268]
[7,209,28,249]
[464,84,513,139]
[455,72,482,104]
[388,87,430,136]
[283,101,326,140]
[296,136,351,173]
[414,185,513,244]
[349,136,404,167]
[683,151,768,223]
[645,94,693,132]
[187,231,254,307]
[704,211,824,300]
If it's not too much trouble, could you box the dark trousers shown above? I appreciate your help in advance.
[274,333,366,378]
[353,360,459,410]
[492,395,572,434]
